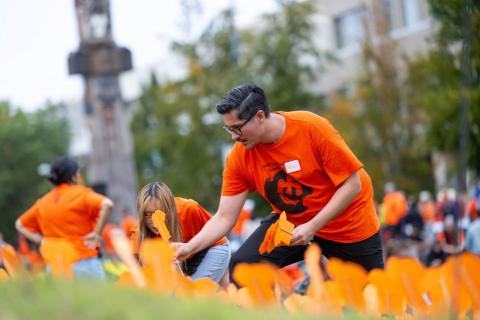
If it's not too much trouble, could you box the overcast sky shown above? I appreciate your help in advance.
[0,0,275,111]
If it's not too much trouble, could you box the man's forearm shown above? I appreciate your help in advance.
[310,171,361,231]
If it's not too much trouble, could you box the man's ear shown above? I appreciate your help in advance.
[256,110,266,122]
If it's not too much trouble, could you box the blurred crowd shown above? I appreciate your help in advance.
[380,182,480,267]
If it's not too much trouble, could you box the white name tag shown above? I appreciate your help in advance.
[284,160,301,173]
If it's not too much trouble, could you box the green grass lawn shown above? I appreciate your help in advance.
[0,279,314,320]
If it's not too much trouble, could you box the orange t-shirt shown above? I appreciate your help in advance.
[383,191,408,226]
[175,197,227,246]
[101,223,117,255]
[130,197,227,253]
[121,215,137,236]
[19,183,106,262]
[222,111,379,243]
[231,208,252,236]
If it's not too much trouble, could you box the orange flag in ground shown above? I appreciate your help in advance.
[232,262,278,306]
[440,255,473,315]
[152,210,171,242]
[0,244,26,278]
[368,268,406,316]
[420,266,447,316]
[39,238,78,279]
[327,258,368,311]
[175,276,219,299]
[386,257,427,314]
[110,228,147,288]
[305,244,323,301]
[140,238,177,294]
[458,252,480,312]
[0,268,9,281]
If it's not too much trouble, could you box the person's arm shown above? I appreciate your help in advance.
[174,191,248,261]
[291,170,362,245]
[84,198,114,248]
[15,220,43,244]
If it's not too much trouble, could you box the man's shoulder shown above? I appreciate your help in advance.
[280,110,336,137]
[281,110,330,127]
[227,142,247,158]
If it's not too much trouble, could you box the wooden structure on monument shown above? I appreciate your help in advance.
[68,0,137,220]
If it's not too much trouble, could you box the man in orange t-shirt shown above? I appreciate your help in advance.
[175,84,384,274]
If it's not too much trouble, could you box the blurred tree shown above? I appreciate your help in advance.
[240,0,327,112]
[406,0,479,177]
[325,2,435,198]
[132,0,325,213]
[0,101,69,242]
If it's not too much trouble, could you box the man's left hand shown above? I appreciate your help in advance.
[290,222,316,246]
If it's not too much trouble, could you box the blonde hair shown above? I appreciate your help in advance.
[136,182,183,248]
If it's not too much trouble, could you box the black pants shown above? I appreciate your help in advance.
[229,213,384,280]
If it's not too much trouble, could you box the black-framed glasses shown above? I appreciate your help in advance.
[222,113,255,136]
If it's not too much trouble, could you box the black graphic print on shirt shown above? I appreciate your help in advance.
[263,168,312,214]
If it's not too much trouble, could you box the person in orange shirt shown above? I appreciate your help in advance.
[175,84,383,275]
[134,182,230,282]
[15,157,113,279]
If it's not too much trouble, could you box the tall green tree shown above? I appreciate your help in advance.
[0,102,69,242]
[132,0,325,212]
[406,0,480,177]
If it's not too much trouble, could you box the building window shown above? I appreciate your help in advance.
[334,7,367,49]
[381,0,394,31]
[402,0,422,27]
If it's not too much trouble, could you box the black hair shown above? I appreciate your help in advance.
[48,156,79,185]
[215,84,270,119]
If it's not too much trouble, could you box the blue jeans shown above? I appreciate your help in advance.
[191,242,231,282]
[72,257,106,280]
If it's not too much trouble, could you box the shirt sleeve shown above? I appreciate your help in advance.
[189,201,212,232]
[84,189,106,219]
[18,202,42,233]
[179,200,212,243]
[221,148,254,196]
[313,124,363,187]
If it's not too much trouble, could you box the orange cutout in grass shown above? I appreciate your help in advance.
[0,244,25,278]
[0,268,9,281]
[39,238,78,279]
[304,243,323,300]
[458,252,480,312]
[368,268,406,316]
[175,276,219,299]
[232,262,278,306]
[110,228,147,288]
[327,258,368,311]
[140,238,177,294]
[387,257,427,314]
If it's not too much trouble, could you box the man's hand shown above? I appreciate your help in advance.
[172,242,194,263]
[84,231,101,249]
[290,222,316,246]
